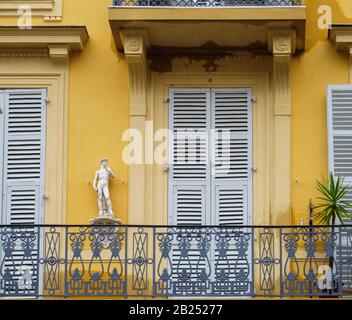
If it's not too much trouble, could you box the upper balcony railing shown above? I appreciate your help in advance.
[0,224,351,299]
[112,0,302,7]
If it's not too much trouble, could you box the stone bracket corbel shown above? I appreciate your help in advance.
[49,46,69,61]
[268,28,296,116]
[120,30,149,117]
[120,29,149,225]
[268,28,295,226]
[329,25,352,84]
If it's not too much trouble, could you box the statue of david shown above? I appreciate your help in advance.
[93,158,116,217]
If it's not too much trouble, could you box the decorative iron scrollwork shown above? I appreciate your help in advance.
[0,225,351,298]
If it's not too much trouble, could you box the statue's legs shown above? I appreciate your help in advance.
[98,188,104,216]
[102,186,114,216]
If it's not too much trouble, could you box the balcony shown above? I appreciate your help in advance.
[109,0,306,54]
[1,224,351,298]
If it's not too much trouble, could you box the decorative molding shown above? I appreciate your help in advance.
[0,0,62,20]
[269,29,294,116]
[49,46,69,60]
[269,28,295,226]
[120,30,149,117]
[0,26,89,60]
[268,28,296,56]
[273,37,291,55]
[0,47,48,57]
[125,37,142,53]
[329,25,352,83]
[120,29,149,224]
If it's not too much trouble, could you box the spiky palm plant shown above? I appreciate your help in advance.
[314,173,352,288]
[314,172,352,229]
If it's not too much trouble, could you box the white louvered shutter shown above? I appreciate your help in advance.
[168,89,210,294]
[211,89,252,288]
[3,89,46,225]
[0,92,4,217]
[168,88,252,295]
[1,89,46,295]
[327,85,352,290]
[168,88,252,226]
[168,89,210,226]
[212,89,252,226]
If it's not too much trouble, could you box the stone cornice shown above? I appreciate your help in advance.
[329,24,352,83]
[0,26,89,59]
[329,24,352,53]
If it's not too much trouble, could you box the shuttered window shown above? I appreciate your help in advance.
[1,89,46,225]
[168,88,252,226]
[327,85,352,291]
[0,89,46,295]
[169,89,210,227]
[212,89,252,226]
[328,86,352,180]
[168,88,252,295]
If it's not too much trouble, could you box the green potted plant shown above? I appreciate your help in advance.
[313,172,352,296]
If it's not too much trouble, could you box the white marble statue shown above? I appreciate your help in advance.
[93,158,116,217]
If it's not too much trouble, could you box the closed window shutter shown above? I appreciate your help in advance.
[327,85,352,290]
[0,92,4,218]
[3,89,46,225]
[212,89,252,287]
[168,88,252,295]
[212,89,252,226]
[169,88,252,226]
[1,89,46,295]
[169,89,210,226]
[168,89,210,294]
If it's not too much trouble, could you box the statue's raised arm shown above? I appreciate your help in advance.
[107,166,116,179]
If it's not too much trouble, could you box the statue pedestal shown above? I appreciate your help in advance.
[89,216,121,226]
[89,216,122,248]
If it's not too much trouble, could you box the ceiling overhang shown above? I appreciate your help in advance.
[109,7,306,54]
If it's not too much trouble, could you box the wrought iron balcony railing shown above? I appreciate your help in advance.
[112,0,302,7]
[0,224,351,298]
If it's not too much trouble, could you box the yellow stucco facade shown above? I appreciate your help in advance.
[0,0,351,226]
[1,0,129,225]
[1,0,352,301]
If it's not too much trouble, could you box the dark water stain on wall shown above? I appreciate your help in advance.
[148,41,269,73]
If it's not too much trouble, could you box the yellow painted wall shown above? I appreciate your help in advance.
[1,0,129,225]
[292,0,351,225]
[62,1,129,225]
[2,0,352,226]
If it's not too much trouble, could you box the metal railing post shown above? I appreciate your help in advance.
[152,226,156,298]
[64,225,68,298]
[279,226,283,298]
[124,225,128,298]
[36,225,41,298]
[251,226,255,297]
